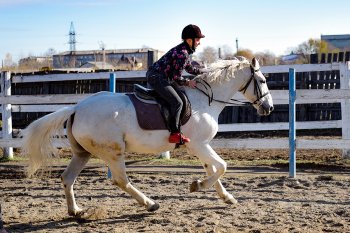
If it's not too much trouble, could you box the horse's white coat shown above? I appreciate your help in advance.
[21,58,273,215]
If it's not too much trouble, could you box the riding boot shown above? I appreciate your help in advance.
[169,132,190,143]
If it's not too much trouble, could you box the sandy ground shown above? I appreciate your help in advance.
[1,148,350,233]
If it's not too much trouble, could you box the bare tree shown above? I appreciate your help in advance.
[288,38,329,64]
[44,48,57,56]
[198,46,218,64]
[2,53,16,71]
[221,45,235,59]
[255,51,277,65]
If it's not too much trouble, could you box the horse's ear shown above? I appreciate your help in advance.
[252,57,260,70]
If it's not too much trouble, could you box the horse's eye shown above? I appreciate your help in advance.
[260,80,266,84]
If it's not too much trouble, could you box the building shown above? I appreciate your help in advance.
[52,48,164,70]
[80,61,115,70]
[321,34,350,51]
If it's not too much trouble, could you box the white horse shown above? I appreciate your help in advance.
[21,57,273,216]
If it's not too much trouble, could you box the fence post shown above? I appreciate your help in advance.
[1,71,13,159]
[289,68,296,178]
[107,73,116,178]
[159,151,170,159]
[340,62,350,158]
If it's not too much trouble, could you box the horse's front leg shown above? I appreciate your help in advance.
[202,163,237,204]
[188,143,227,192]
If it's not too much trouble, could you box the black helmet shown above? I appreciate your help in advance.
[181,24,205,40]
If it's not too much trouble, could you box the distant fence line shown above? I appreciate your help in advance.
[3,64,347,128]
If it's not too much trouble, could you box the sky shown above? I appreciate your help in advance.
[1,0,350,63]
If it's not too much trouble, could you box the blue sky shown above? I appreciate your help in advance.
[1,0,350,63]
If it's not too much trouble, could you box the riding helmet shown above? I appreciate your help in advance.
[181,24,205,39]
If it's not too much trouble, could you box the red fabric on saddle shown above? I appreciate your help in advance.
[127,94,168,130]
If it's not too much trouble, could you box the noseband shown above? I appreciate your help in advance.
[195,65,269,106]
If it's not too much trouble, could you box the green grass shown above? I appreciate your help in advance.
[0,155,26,162]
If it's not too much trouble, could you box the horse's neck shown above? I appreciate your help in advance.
[187,75,243,118]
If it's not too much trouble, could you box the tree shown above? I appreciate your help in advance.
[2,53,16,71]
[254,51,277,65]
[297,39,318,54]
[44,48,57,56]
[220,45,235,59]
[198,46,218,64]
[235,49,254,61]
[289,38,329,64]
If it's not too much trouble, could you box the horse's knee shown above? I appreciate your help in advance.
[112,179,129,190]
[216,161,227,175]
[61,173,74,188]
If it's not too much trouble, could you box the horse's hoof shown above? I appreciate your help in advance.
[147,203,160,212]
[190,180,201,192]
[68,208,83,217]
[224,196,238,205]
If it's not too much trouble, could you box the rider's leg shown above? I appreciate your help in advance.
[147,73,189,143]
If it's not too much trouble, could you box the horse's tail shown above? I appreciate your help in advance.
[20,106,76,177]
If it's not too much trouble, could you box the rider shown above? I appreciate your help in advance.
[146,24,205,144]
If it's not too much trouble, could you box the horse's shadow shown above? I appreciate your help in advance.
[6,212,153,232]
[7,218,81,233]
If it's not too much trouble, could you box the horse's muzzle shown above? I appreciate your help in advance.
[258,101,274,116]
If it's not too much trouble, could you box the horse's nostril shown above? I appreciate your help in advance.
[270,106,274,112]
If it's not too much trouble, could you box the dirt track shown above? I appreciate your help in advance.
[1,148,350,233]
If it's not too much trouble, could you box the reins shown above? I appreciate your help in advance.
[195,78,251,106]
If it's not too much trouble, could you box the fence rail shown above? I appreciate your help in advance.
[1,62,350,159]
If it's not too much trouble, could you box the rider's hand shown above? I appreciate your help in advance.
[187,80,196,88]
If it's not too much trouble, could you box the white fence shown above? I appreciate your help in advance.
[1,62,350,158]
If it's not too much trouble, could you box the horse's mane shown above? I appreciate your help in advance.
[197,57,250,84]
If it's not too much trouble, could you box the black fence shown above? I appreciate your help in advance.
[310,51,350,64]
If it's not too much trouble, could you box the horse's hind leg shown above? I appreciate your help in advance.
[107,155,159,212]
[61,115,91,216]
[61,151,90,216]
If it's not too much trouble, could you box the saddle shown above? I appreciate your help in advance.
[127,84,191,131]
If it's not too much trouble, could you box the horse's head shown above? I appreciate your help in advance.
[195,57,273,116]
[239,57,274,116]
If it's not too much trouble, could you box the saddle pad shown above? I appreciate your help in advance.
[127,94,168,130]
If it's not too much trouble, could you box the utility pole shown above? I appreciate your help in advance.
[68,22,77,67]
[69,22,76,51]
[236,38,239,53]
[99,41,106,69]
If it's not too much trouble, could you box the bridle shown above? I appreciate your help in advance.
[195,65,270,106]
[238,66,270,106]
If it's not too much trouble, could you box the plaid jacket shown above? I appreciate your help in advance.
[150,42,201,82]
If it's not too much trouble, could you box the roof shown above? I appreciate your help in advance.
[321,34,350,50]
[321,34,350,40]
[56,48,161,56]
